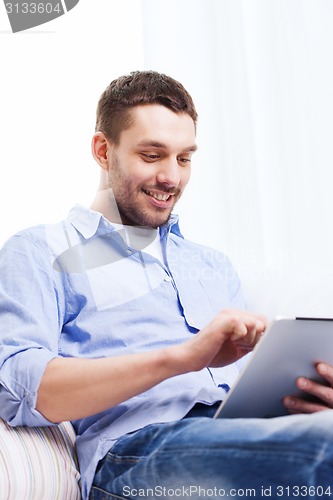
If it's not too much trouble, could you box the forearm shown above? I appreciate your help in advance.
[37,309,267,423]
[36,346,185,423]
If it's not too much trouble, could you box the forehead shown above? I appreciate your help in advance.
[120,104,196,150]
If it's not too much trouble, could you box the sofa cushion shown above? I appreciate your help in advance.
[0,418,81,499]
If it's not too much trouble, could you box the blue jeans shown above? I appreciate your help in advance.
[89,404,333,499]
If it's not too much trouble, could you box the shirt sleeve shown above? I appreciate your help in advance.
[0,231,61,426]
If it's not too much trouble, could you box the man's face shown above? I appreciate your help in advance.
[105,104,197,228]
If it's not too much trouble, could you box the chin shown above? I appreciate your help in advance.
[139,211,172,228]
[119,202,173,228]
[151,211,174,227]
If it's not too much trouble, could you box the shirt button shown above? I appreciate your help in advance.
[126,249,132,255]
[164,276,172,282]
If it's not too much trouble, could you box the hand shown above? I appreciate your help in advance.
[176,309,268,372]
[284,362,333,414]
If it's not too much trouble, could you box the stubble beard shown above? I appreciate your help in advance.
[107,160,180,228]
[115,191,173,228]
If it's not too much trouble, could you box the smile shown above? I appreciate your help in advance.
[143,189,172,202]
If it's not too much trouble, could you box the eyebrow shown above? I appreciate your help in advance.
[136,140,198,152]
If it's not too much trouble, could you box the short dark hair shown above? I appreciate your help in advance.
[95,70,198,143]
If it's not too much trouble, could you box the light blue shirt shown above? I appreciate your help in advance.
[0,205,245,498]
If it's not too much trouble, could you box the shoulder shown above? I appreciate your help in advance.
[2,224,47,252]
[1,218,67,261]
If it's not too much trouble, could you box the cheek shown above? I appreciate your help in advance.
[181,169,191,189]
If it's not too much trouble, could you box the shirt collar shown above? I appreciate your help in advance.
[67,204,105,239]
[67,204,184,240]
[160,213,184,240]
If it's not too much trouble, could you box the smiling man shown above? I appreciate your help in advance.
[1,71,333,500]
[90,103,196,228]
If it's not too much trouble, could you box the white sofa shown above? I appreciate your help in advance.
[0,418,81,499]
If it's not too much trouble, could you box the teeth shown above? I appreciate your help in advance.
[145,190,170,201]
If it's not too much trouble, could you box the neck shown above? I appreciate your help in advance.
[90,188,123,224]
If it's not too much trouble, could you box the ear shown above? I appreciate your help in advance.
[91,132,112,171]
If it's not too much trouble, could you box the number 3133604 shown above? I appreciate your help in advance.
[276,486,332,497]
[5,3,62,14]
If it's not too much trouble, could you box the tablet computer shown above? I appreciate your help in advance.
[214,318,333,419]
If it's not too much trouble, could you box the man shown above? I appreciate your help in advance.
[0,71,333,499]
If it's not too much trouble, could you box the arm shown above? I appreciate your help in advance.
[284,362,333,414]
[37,309,267,422]
[0,232,266,425]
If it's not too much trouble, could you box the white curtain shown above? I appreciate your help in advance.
[142,0,333,319]
[1,0,333,319]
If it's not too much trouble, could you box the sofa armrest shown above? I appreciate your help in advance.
[0,418,81,499]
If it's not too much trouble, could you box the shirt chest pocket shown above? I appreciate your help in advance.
[174,275,231,330]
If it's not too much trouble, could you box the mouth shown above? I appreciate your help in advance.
[142,189,175,208]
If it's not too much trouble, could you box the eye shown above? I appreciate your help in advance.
[178,157,191,165]
[141,153,160,162]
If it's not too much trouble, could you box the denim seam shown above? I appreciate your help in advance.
[90,485,127,499]
[106,446,333,467]
[105,453,140,464]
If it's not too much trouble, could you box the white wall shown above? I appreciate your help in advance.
[0,0,144,245]
[142,0,333,319]
[2,0,333,319]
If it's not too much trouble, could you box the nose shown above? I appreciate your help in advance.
[156,158,181,187]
